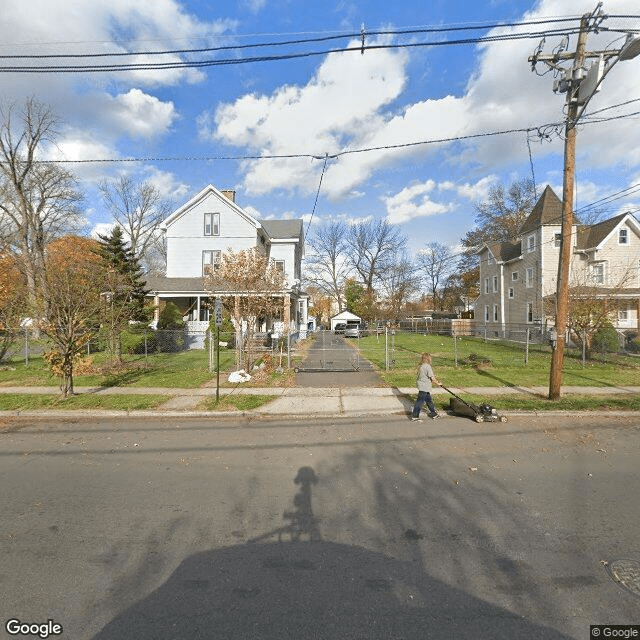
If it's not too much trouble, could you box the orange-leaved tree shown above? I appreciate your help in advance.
[40,235,106,397]
[205,246,286,371]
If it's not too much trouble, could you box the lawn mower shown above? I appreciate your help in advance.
[439,384,508,423]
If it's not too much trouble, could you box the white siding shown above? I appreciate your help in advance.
[165,191,258,277]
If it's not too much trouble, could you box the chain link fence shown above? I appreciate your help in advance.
[350,321,640,371]
[2,325,304,374]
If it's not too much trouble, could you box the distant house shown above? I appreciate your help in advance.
[330,311,361,330]
[476,185,640,337]
[145,185,308,342]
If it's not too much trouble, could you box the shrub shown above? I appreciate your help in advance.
[121,326,157,354]
[592,324,620,353]
[158,302,184,330]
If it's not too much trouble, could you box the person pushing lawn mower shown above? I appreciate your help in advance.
[411,353,441,422]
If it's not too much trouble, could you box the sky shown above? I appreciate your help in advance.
[1,0,640,258]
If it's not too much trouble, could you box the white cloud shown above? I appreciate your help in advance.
[209,37,408,196]
[204,0,640,205]
[90,222,115,240]
[440,176,497,202]
[105,89,178,140]
[384,181,452,224]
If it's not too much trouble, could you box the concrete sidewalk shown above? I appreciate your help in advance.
[1,384,639,418]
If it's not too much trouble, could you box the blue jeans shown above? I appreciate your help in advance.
[412,390,436,418]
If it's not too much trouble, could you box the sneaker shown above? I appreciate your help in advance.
[429,413,441,419]
[410,417,422,422]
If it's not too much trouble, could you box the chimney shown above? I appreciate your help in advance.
[220,189,236,203]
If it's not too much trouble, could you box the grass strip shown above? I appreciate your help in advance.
[198,394,277,412]
[408,393,640,413]
[0,393,170,411]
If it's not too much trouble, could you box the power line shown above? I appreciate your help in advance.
[0,16,591,59]
[1,23,624,73]
[42,106,640,166]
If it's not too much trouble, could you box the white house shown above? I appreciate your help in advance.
[330,311,362,331]
[476,185,640,339]
[145,185,308,341]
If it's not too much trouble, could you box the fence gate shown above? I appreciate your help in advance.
[294,330,362,373]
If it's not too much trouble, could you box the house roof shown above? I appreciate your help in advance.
[576,212,632,250]
[260,219,303,240]
[485,240,522,263]
[145,276,205,294]
[160,184,262,231]
[331,311,361,321]
[519,185,565,234]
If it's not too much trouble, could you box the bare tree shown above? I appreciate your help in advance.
[205,247,286,371]
[417,242,454,311]
[347,219,407,294]
[305,220,350,311]
[99,175,172,272]
[0,98,84,313]
[379,251,419,322]
[459,178,537,272]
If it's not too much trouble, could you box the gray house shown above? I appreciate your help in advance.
[476,185,640,337]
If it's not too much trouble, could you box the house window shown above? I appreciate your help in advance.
[484,306,490,322]
[204,213,220,236]
[591,263,605,284]
[492,275,498,292]
[274,260,285,273]
[512,271,519,281]
[525,267,534,288]
[619,228,628,245]
[554,233,562,248]
[493,305,499,322]
[202,250,221,274]
[508,287,514,299]
[619,309,629,322]
[484,278,489,294]
[528,235,535,252]
[527,302,534,323]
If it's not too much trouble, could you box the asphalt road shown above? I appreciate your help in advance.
[1,412,639,639]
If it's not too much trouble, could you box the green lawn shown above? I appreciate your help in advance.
[353,332,640,389]
[1,333,639,409]
[0,348,237,388]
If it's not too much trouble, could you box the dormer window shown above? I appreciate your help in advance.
[527,235,535,253]
[204,213,220,236]
[619,228,628,245]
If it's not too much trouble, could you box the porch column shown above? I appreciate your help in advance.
[153,294,160,323]
[637,298,640,330]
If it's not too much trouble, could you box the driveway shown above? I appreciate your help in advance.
[295,330,383,388]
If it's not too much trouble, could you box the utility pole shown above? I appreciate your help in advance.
[548,15,589,400]
[529,4,640,399]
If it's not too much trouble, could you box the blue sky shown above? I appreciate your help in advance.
[2,0,639,256]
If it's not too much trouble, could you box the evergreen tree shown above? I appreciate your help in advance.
[96,226,150,322]
[95,226,150,359]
